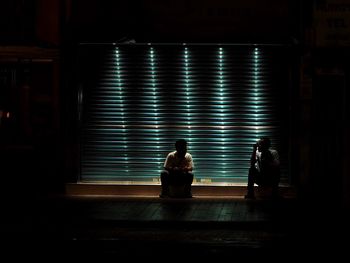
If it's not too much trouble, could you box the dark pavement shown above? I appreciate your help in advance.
[1,194,349,260]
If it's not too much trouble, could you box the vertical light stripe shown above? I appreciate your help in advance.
[184,47,192,141]
[148,46,161,171]
[253,47,260,139]
[218,47,226,174]
[115,47,129,173]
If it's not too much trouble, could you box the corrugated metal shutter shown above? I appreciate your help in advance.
[78,44,289,184]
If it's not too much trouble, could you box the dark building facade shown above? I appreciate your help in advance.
[0,0,349,210]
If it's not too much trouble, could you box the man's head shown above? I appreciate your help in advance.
[175,139,188,157]
[257,137,271,152]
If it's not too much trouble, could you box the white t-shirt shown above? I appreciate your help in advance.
[255,149,280,172]
[163,151,194,171]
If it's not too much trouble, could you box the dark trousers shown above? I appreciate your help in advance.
[247,167,280,196]
[160,170,194,195]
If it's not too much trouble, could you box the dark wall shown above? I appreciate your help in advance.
[0,0,36,44]
[310,49,350,209]
[67,0,301,43]
[0,56,62,199]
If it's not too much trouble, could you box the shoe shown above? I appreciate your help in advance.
[184,193,193,198]
[271,194,283,200]
[244,194,255,200]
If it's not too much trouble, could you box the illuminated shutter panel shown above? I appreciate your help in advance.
[79,44,288,184]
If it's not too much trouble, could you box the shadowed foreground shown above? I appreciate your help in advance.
[1,195,349,260]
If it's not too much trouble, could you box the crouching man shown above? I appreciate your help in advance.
[159,139,194,198]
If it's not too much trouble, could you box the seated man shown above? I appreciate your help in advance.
[159,139,194,198]
[245,137,281,199]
